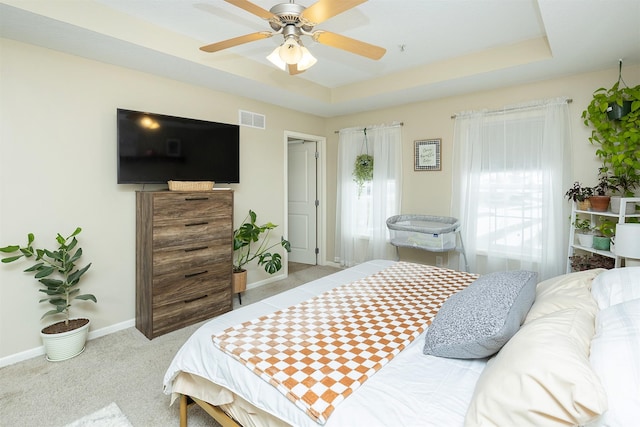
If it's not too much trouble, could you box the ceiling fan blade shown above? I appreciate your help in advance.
[313,31,386,60]
[200,32,273,53]
[224,0,277,20]
[288,64,305,75]
[301,0,367,25]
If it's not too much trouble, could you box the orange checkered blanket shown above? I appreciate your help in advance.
[212,262,478,424]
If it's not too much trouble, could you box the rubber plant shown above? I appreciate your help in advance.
[0,227,96,331]
[582,61,640,192]
[233,210,291,274]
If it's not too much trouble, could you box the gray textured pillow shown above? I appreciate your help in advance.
[423,270,537,359]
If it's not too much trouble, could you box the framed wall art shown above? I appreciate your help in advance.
[414,139,441,171]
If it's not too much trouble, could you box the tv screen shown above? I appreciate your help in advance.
[117,109,240,184]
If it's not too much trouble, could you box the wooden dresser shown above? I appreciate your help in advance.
[135,189,233,339]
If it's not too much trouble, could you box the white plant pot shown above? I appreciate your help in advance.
[40,318,90,362]
[610,196,636,214]
[576,233,594,248]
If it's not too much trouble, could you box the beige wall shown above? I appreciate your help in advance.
[0,38,325,360]
[324,65,640,264]
[2,35,638,361]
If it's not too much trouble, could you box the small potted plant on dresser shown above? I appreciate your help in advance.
[232,210,291,304]
[0,227,96,361]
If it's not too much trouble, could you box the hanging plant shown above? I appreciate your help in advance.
[353,154,373,195]
[353,128,373,196]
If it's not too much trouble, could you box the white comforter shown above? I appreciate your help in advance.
[163,260,486,427]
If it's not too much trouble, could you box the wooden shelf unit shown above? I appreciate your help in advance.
[136,190,234,339]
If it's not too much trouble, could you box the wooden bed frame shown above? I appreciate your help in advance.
[179,393,242,427]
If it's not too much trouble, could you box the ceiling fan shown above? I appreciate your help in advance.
[200,0,386,75]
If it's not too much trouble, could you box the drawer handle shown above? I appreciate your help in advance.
[185,197,209,201]
[184,294,208,304]
[184,246,208,253]
[185,221,209,227]
[184,270,208,278]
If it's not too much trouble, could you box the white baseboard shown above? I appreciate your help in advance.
[0,318,135,368]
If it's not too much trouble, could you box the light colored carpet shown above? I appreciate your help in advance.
[0,263,340,427]
[64,402,132,427]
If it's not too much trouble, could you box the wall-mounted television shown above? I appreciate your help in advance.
[117,108,240,184]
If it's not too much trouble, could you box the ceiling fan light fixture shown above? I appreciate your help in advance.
[297,47,317,71]
[267,46,287,70]
[279,37,303,64]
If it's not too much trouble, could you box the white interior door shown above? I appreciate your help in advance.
[287,139,317,264]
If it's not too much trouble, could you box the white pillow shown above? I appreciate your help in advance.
[591,267,640,309]
[464,308,607,426]
[588,298,640,427]
[525,269,601,333]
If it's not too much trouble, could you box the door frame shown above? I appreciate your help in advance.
[284,131,327,266]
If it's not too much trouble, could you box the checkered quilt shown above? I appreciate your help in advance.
[212,262,478,424]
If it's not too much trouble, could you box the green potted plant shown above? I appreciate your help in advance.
[592,219,616,251]
[582,66,640,212]
[232,210,291,303]
[589,173,612,212]
[607,173,639,214]
[353,154,374,197]
[572,218,595,248]
[0,227,96,361]
[564,181,594,210]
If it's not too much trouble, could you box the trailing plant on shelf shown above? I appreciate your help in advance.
[572,218,594,234]
[233,210,291,274]
[569,254,614,272]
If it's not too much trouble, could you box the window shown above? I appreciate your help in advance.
[335,124,402,267]
[452,99,571,280]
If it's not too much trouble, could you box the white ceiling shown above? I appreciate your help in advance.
[1,0,639,117]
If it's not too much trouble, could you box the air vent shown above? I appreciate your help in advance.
[239,110,266,129]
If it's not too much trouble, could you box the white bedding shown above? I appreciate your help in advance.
[163,260,487,426]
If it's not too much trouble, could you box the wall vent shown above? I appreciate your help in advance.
[239,110,266,129]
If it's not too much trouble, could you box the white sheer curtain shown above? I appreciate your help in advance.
[452,98,571,280]
[335,123,402,267]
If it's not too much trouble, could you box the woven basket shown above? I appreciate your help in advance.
[167,181,214,192]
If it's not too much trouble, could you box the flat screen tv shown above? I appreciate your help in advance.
[117,108,240,184]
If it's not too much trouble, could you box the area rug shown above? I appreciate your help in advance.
[64,402,133,427]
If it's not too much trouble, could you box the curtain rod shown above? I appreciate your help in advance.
[334,122,404,134]
[450,99,572,119]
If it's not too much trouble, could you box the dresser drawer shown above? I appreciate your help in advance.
[152,219,231,249]
[152,264,231,306]
[152,242,231,277]
[153,192,232,221]
[151,292,232,338]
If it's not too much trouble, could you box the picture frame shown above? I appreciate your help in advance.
[414,139,441,171]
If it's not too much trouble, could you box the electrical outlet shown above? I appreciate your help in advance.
[435,256,443,267]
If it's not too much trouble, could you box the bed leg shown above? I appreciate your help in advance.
[180,394,188,427]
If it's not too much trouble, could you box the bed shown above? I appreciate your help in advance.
[163,260,640,427]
